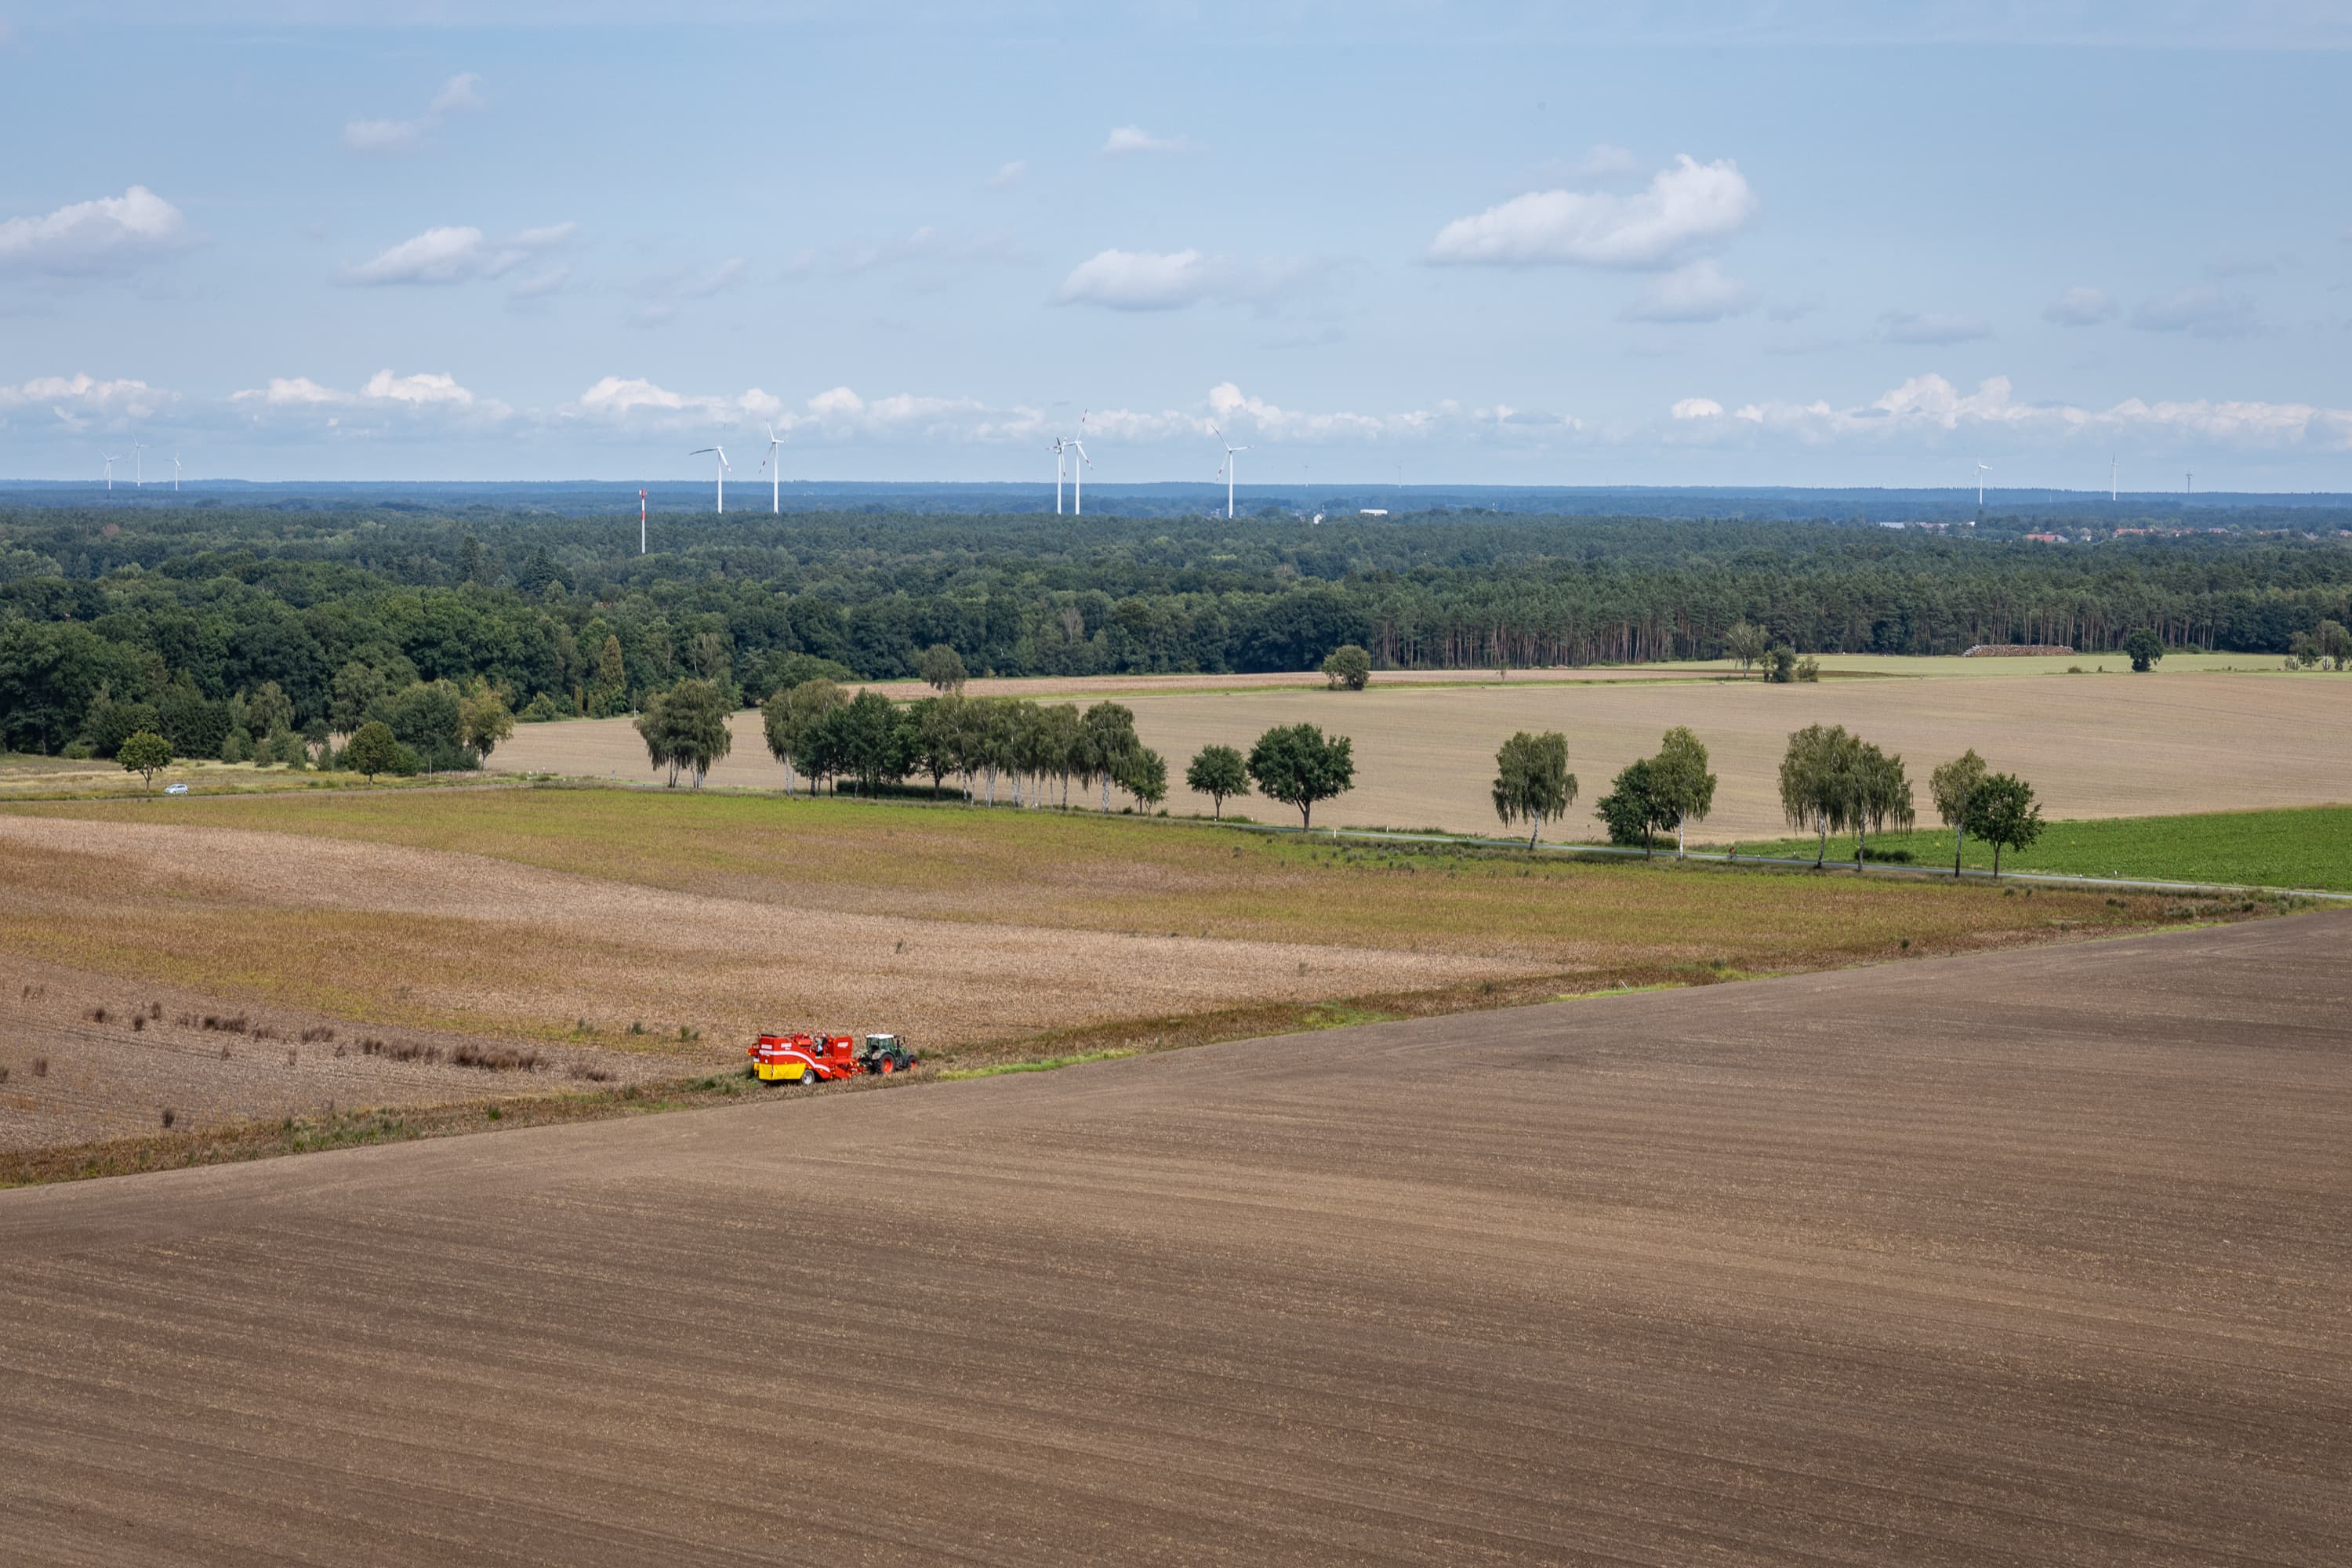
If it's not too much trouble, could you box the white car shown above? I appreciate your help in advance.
[164,782,190,796]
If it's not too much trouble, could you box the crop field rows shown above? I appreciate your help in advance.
[5,912,2347,1564]
[0,788,2202,1163]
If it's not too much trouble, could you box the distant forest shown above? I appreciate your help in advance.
[3,499,2350,755]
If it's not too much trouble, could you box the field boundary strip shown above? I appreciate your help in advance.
[1221,822,2352,903]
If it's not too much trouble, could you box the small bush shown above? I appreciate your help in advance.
[86,1006,109,1023]
[451,1044,541,1073]
[33,1056,49,1077]
[485,1106,502,1121]
[148,1001,162,1019]
[0,1065,9,1084]
[299,1025,335,1044]
[160,1106,178,1129]
[568,1064,616,1083]
[132,1014,147,1031]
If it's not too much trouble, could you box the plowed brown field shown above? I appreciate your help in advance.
[492,668,2352,838]
[5,912,2347,1564]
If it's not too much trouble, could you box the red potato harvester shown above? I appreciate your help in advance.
[750,1032,918,1083]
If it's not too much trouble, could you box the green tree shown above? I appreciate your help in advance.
[1795,655,1822,683]
[1490,730,1577,848]
[1595,758,1675,856]
[343,720,401,784]
[908,695,960,797]
[1722,621,1769,677]
[1247,723,1356,829]
[2124,628,2165,672]
[592,633,628,715]
[116,729,172,792]
[827,688,912,795]
[1320,644,1372,690]
[330,662,388,735]
[1079,701,1141,811]
[1963,772,2045,878]
[459,688,514,763]
[1849,742,1915,868]
[1185,744,1248,818]
[1650,726,1717,859]
[2318,619,2352,670]
[1114,746,1168,811]
[764,677,848,794]
[1779,723,1858,867]
[917,643,969,695]
[1763,645,1799,684]
[245,680,295,738]
[645,677,735,788]
[1929,749,1989,878]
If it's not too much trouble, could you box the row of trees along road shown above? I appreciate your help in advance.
[1780,726,2044,875]
[1487,726,1719,856]
[760,681,1171,810]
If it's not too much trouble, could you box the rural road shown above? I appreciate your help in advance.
[5,916,2350,1565]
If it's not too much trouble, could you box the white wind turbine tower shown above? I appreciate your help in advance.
[101,452,119,491]
[1973,459,1991,506]
[689,445,731,514]
[2110,456,2117,503]
[172,453,183,491]
[132,440,148,488]
[1210,424,1250,519]
[1051,437,1069,514]
[1069,412,1091,517]
[756,424,786,514]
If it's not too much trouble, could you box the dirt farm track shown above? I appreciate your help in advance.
[5,913,2349,1565]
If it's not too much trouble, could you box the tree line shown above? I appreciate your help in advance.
[5,502,2349,754]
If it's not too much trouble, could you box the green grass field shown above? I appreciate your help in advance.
[1730,805,2352,892]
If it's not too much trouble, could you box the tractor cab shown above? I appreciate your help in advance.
[860,1033,916,1074]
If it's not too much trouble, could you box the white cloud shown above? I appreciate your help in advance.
[2130,285,2258,339]
[339,221,575,285]
[1670,397,1725,419]
[429,72,483,116]
[1570,143,1641,180]
[1622,260,1755,323]
[0,186,195,276]
[2044,286,2118,326]
[1876,310,1994,344]
[1102,125,1195,156]
[985,159,1027,189]
[1682,372,2352,452]
[231,369,505,423]
[1054,248,1324,311]
[683,257,746,298]
[0,372,172,430]
[507,265,570,301]
[1426,154,1756,269]
[1204,382,1443,442]
[343,71,484,154]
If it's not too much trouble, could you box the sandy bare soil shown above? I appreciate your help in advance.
[0,814,1535,1149]
[3,912,2346,1564]
[496,669,2352,838]
[0,951,669,1152]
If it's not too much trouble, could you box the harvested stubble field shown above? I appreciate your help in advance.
[493,666,2352,840]
[4,911,2347,1564]
[0,787,2195,1161]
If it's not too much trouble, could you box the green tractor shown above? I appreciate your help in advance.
[857,1033,919,1076]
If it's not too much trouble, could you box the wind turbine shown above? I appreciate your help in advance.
[756,423,786,514]
[1051,437,1069,514]
[100,452,118,491]
[1070,412,1091,517]
[132,440,148,488]
[1973,459,1991,507]
[1210,425,1250,519]
[172,453,183,492]
[689,445,731,514]
[2110,456,2117,503]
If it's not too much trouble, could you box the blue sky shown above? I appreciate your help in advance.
[3,1,2350,488]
